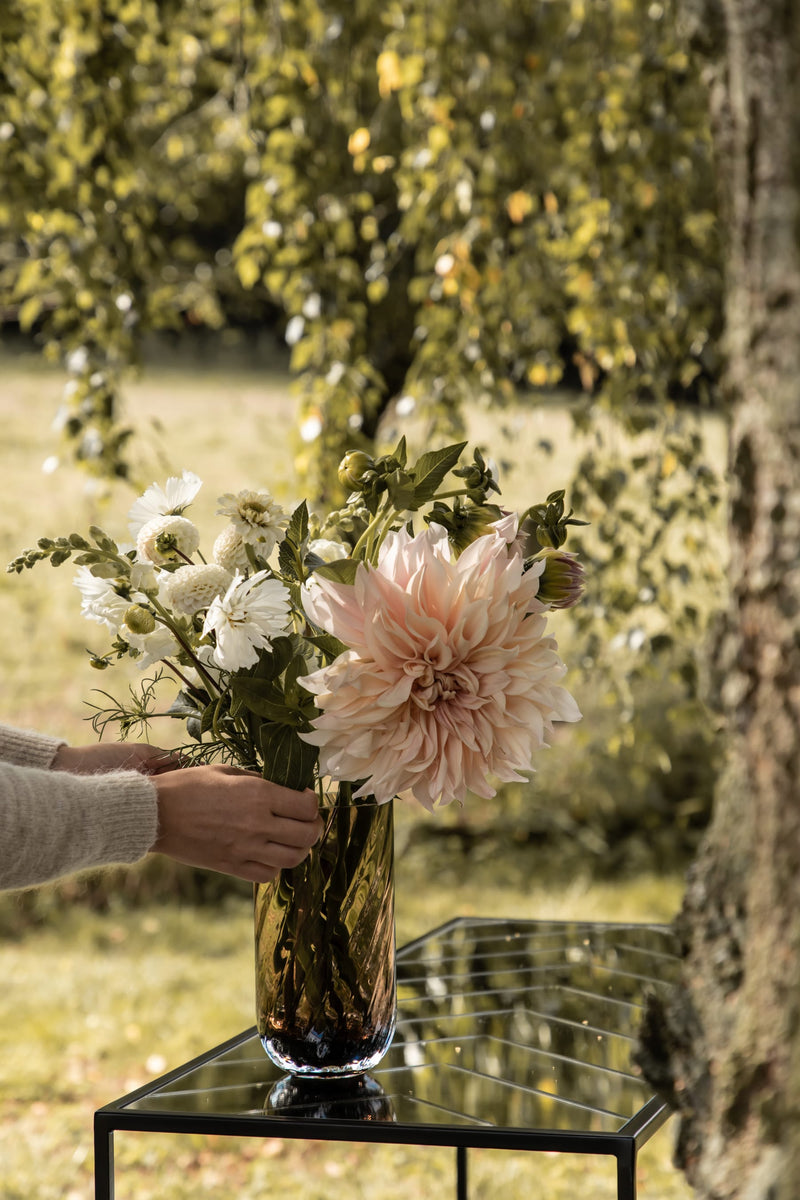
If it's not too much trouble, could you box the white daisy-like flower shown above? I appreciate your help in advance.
[128,470,203,539]
[203,570,291,672]
[216,489,289,556]
[74,567,129,631]
[136,515,201,565]
[130,562,158,593]
[212,525,251,573]
[159,564,233,616]
[308,538,349,564]
[121,624,180,669]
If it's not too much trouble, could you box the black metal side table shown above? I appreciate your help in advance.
[94,917,679,1200]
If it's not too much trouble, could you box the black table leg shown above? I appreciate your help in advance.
[616,1143,636,1200]
[93,1115,114,1200]
[456,1145,468,1200]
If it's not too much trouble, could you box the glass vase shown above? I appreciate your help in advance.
[254,793,396,1076]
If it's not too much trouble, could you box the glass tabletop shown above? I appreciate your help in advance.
[114,918,679,1144]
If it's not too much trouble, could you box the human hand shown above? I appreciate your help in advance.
[151,764,323,883]
[51,742,181,775]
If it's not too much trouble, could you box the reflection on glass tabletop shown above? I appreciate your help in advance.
[121,918,679,1138]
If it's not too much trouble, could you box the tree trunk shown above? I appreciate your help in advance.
[637,1,800,1197]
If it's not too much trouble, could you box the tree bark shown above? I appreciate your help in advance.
[637,1,800,1197]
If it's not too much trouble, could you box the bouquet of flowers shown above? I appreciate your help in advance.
[8,438,584,804]
[10,438,585,1072]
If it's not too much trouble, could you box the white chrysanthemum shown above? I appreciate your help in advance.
[216,489,289,555]
[159,564,233,616]
[74,567,129,631]
[203,570,291,672]
[128,470,203,538]
[308,538,349,563]
[212,525,251,573]
[136,515,201,565]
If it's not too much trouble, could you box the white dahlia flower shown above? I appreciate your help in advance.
[159,564,233,616]
[212,525,250,573]
[203,570,291,672]
[136,515,201,565]
[216,489,289,556]
[300,520,581,809]
[128,470,202,538]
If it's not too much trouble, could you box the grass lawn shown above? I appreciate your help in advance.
[0,347,696,1198]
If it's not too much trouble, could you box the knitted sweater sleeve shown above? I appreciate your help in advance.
[0,724,159,891]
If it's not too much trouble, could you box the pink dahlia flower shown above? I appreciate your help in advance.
[300,521,581,809]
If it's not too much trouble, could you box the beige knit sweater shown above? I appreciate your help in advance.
[0,724,159,891]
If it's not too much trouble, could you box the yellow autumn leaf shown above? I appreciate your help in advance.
[506,190,534,224]
[376,50,402,98]
[527,363,549,387]
[661,450,679,478]
[347,127,371,156]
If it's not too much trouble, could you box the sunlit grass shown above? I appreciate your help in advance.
[0,347,695,1198]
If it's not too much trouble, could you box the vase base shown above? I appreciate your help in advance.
[260,1019,395,1078]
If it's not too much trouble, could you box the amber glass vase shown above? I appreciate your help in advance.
[254,793,396,1076]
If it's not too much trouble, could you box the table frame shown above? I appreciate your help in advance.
[94,919,674,1200]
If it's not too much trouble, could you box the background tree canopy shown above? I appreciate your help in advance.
[1,0,720,487]
[0,0,726,862]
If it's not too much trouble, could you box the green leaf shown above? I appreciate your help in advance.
[278,538,302,582]
[260,723,317,790]
[391,435,408,468]
[410,441,468,507]
[230,675,297,723]
[200,699,218,735]
[304,632,347,661]
[286,500,309,547]
[313,557,359,585]
[249,636,296,682]
[384,469,418,511]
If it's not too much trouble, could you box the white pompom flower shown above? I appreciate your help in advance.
[128,470,202,539]
[212,525,251,573]
[203,570,291,672]
[216,489,289,557]
[159,564,233,616]
[136,515,201,565]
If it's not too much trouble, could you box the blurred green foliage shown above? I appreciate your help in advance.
[1,0,720,492]
[0,0,274,478]
[0,0,725,869]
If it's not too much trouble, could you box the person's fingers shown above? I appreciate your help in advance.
[260,840,319,871]
[243,862,281,884]
[269,787,321,822]
[143,747,183,773]
[261,813,323,850]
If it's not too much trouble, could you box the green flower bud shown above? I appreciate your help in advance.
[123,604,156,634]
[424,500,503,554]
[338,451,375,491]
[531,549,585,609]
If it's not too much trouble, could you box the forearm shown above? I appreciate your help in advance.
[0,762,158,891]
[0,723,65,770]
